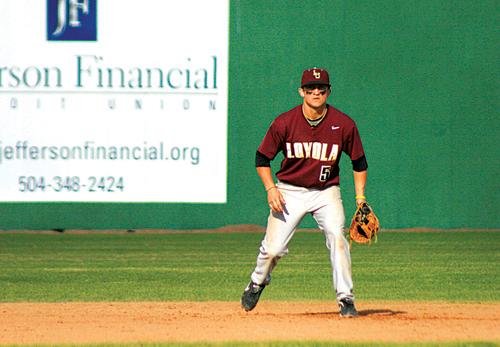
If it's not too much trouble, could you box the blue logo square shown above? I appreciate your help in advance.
[47,0,97,41]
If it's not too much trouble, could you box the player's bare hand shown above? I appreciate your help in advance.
[267,188,286,213]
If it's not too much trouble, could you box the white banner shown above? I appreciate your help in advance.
[0,0,229,202]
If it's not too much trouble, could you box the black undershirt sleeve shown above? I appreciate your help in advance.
[255,150,271,167]
[352,155,368,172]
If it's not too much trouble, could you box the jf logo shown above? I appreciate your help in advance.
[47,0,97,41]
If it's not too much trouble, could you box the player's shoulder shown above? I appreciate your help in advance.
[271,105,302,127]
[327,105,357,128]
[275,105,302,121]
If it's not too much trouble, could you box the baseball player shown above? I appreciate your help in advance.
[241,67,368,318]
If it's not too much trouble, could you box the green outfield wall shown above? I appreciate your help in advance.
[0,0,498,229]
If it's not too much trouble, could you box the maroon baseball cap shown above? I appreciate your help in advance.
[301,67,330,87]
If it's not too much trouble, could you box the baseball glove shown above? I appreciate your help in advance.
[349,202,380,246]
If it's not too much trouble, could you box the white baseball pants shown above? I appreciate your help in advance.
[250,181,354,301]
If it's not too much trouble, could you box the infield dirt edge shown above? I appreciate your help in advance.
[1,301,498,345]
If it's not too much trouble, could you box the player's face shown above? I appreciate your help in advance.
[300,85,330,108]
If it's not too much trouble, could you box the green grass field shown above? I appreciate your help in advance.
[0,230,499,347]
[0,231,498,303]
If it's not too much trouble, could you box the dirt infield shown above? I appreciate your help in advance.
[1,301,498,345]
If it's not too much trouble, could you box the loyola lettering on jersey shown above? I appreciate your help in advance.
[286,142,339,162]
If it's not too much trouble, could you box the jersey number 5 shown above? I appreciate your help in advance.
[319,165,332,182]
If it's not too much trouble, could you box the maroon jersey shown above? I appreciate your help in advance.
[258,104,365,189]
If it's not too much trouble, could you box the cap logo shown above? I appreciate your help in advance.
[313,69,321,79]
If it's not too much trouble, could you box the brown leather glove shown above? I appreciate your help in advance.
[349,202,380,246]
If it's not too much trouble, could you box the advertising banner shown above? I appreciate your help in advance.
[0,0,229,202]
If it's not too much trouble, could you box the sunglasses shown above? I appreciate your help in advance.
[303,84,330,93]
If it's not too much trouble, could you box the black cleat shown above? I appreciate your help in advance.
[338,297,358,318]
[241,282,266,311]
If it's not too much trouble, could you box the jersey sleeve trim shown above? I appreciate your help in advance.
[352,155,368,172]
[255,150,272,167]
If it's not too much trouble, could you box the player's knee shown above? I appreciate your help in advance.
[261,240,288,258]
[325,226,344,239]
[335,237,347,252]
[263,245,287,259]
[269,249,286,259]
[325,230,348,250]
